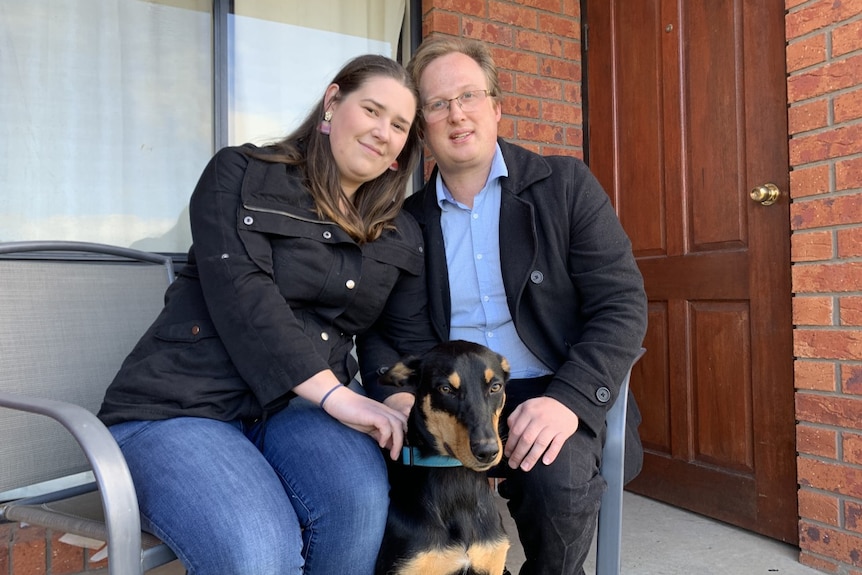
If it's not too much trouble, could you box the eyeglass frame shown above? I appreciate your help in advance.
[420,89,491,121]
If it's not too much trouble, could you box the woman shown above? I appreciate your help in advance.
[98,54,435,574]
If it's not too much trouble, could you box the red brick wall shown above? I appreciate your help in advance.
[786,0,862,573]
[417,0,585,158]
[0,523,108,575]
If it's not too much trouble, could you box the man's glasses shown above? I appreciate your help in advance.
[421,90,489,122]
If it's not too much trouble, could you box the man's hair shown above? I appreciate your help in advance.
[407,36,502,105]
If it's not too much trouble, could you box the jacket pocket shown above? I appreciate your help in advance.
[154,319,219,343]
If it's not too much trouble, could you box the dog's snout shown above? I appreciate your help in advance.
[471,439,500,464]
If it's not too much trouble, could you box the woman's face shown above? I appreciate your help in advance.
[325,76,417,197]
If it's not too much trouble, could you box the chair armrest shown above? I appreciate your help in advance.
[0,391,143,575]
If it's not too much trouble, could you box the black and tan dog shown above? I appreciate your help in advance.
[374,340,511,575]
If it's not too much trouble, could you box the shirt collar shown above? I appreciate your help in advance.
[435,143,508,210]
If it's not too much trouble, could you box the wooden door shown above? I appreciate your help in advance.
[584,0,797,542]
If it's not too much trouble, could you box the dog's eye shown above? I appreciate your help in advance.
[489,382,503,393]
[437,384,455,395]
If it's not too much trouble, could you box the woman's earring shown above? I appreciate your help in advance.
[389,160,399,171]
[319,110,333,135]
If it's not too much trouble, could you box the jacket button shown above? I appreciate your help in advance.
[243,216,254,225]
[191,325,201,336]
[530,270,544,284]
[345,279,356,289]
[320,332,329,341]
[596,387,611,403]
[323,231,332,239]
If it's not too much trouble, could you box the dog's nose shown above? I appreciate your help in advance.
[471,439,500,464]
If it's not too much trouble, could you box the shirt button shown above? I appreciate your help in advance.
[323,231,332,239]
[191,325,200,335]
[345,279,356,289]
[476,254,483,260]
[596,387,611,403]
[243,216,254,225]
[530,270,544,284]
[320,332,329,341]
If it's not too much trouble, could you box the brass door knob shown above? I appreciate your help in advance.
[750,183,780,206]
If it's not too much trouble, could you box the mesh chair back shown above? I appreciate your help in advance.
[0,242,172,494]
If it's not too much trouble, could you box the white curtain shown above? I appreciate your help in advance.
[0,0,405,252]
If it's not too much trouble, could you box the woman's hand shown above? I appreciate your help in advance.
[383,391,415,419]
[293,372,408,460]
[321,386,408,460]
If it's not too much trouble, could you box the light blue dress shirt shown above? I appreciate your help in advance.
[435,144,552,379]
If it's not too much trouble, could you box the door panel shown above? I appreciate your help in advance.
[585,0,796,542]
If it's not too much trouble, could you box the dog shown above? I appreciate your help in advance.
[374,340,511,575]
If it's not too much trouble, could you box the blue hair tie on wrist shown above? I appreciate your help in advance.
[319,383,343,409]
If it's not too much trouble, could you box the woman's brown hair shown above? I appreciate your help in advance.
[253,54,421,243]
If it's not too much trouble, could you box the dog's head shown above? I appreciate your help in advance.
[381,340,509,471]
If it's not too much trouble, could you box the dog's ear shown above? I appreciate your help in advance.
[379,356,422,387]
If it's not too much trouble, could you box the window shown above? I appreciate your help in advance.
[0,0,407,253]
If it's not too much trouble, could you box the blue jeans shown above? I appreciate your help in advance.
[109,393,390,575]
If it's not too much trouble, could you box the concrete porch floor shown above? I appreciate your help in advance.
[500,491,821,575]
[149,491,822,574]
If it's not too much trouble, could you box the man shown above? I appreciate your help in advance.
[360,37,647,575]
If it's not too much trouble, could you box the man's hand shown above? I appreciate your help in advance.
[504,397,579,472]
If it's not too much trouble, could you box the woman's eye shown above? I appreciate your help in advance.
[392,122,406,132]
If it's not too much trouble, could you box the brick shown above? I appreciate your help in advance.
[425,12,460,37]
[564,126,583,148]
[786,0,862,39]
[542,146,581,159]
[793,262,862,294]
[12,524,47,575]
[789,122,862,165]
[538,13,579,39]
[786,33,827,73]
[514,29,565,57]
[498,116,515,139]
[833,19,862,57]
[428,0,485,17]
[506,96,541,119]
[842,297,862,327]
[800,551,840,573]
[798,423,838,457]
[790,164,830,199]
[788,99,829,134]
[791,230,834,261]
[462,18,513,46]
[836,158,862,192]
[1,524,10,575]
[489,2,537,29]
[490,47,539,74]
[838,227,862,258]
[847,500,862,534]
[513,74,562,99]
[800,519,862,566]
[792,195,862,230]
[835,88,862,124]
[49,531,84,575]
[796,393,862,429]
[798,487,840,524]
[845,431,862,464]
[540,57,581,81]
[795,328,862,361]
[794,294,835,325]
[845,364,862,395]
[516,120,564,144]
[513,0,561,13]
[541,101,582,125]
[796,359,838,391]
[564,83,582,105]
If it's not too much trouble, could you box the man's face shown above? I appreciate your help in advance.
[419,52,501,178]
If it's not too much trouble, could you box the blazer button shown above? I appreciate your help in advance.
[595,387,611,403]
[530,270,544,284]
[191,325,201,336]
[320,332,329,341]
[345,279,356,289]
[243,216,254,225]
